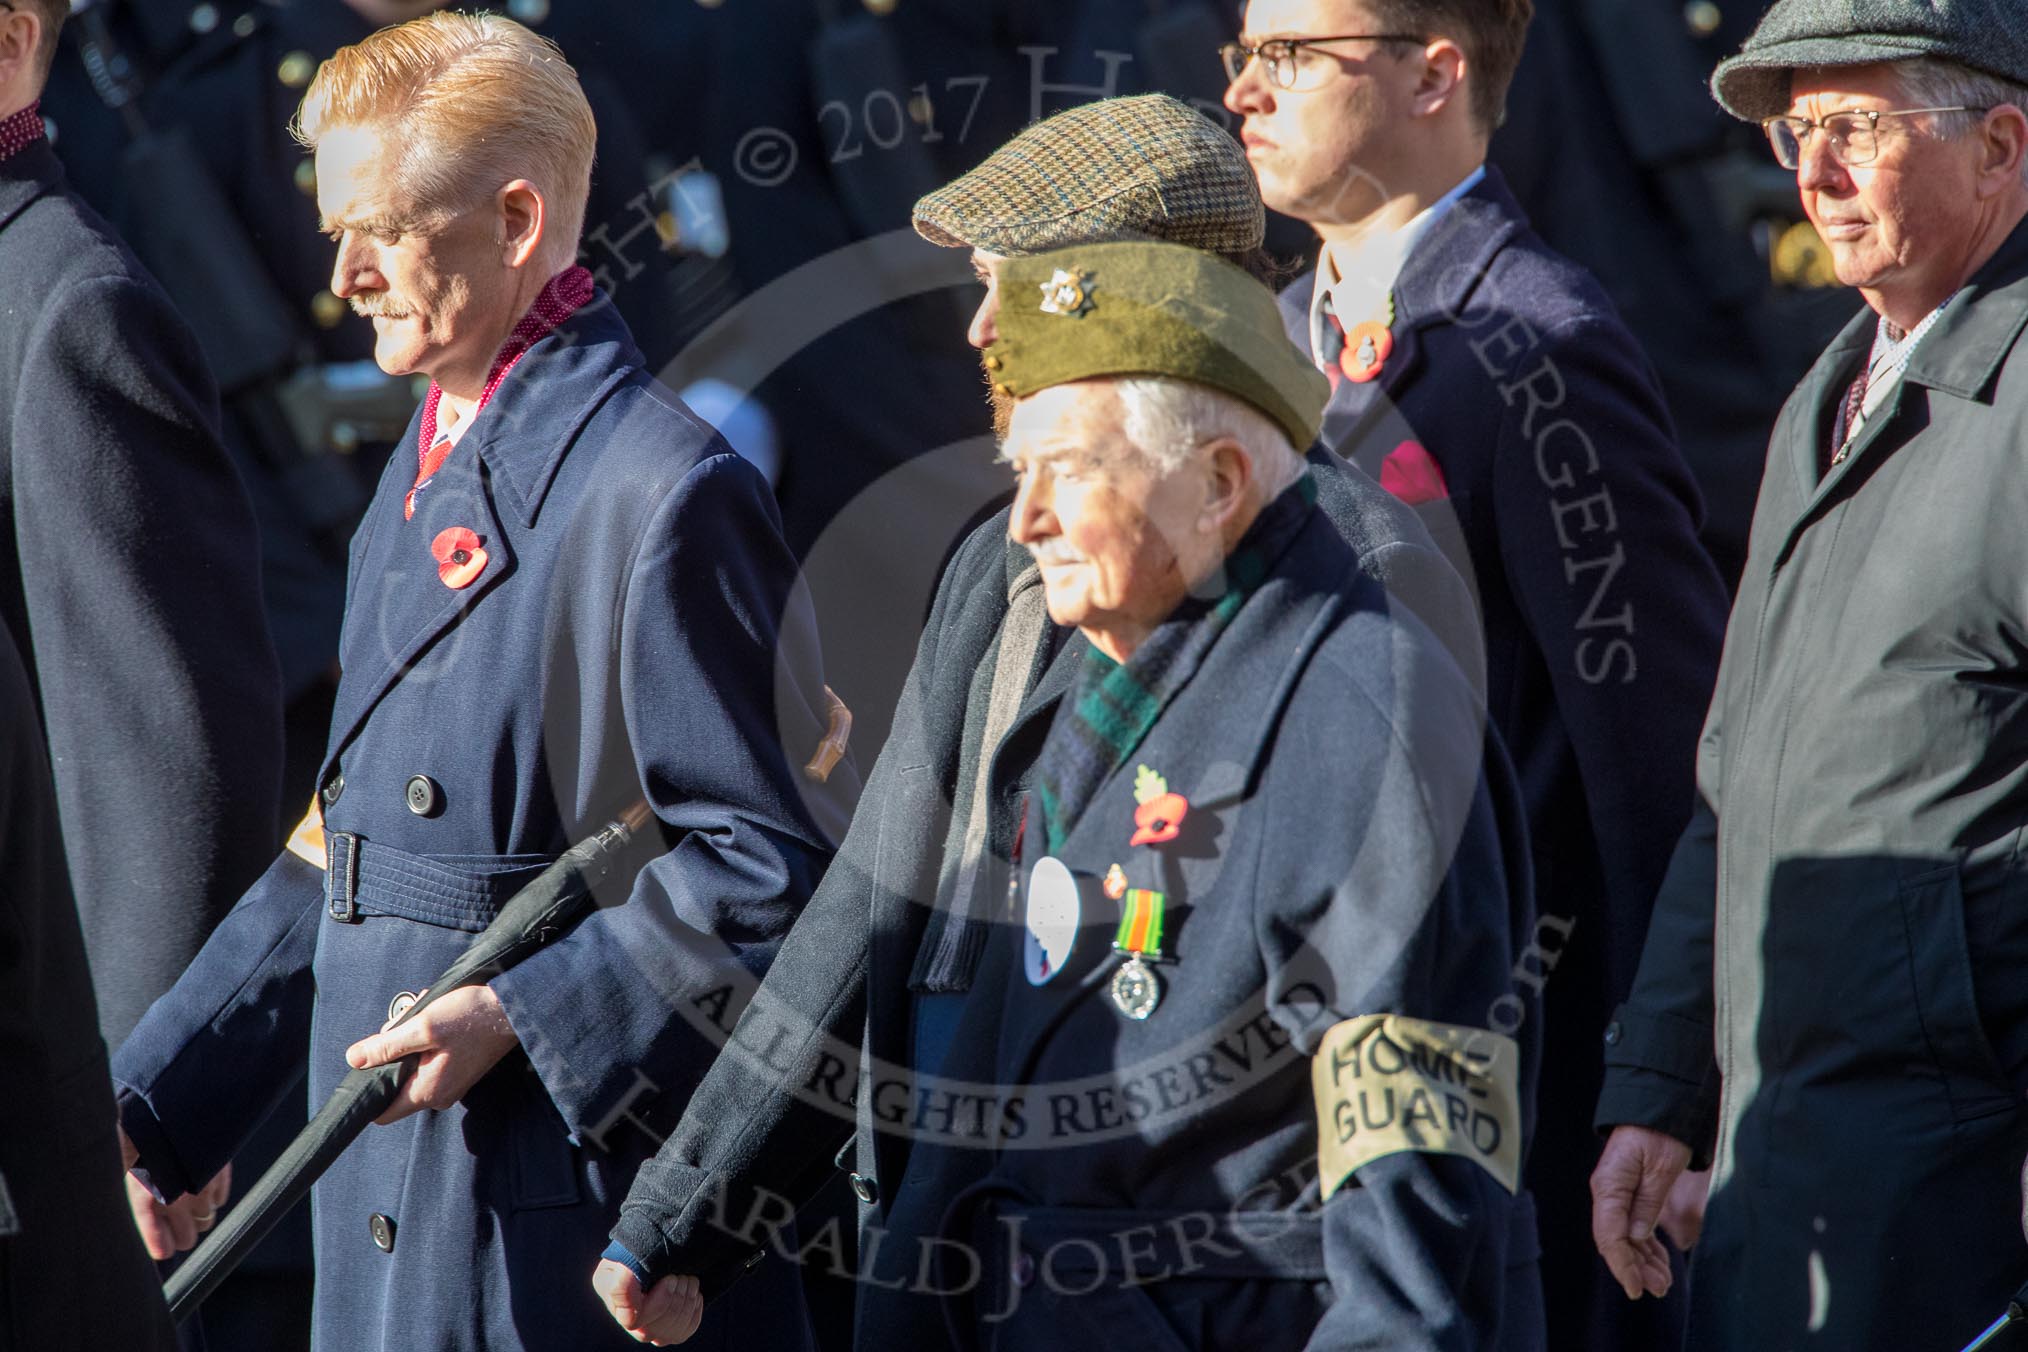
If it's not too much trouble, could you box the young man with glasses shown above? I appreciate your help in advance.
[1222,4,1731,1350]
[1591,5,2028,1349]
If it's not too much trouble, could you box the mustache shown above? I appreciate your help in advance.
[349,296,411,320]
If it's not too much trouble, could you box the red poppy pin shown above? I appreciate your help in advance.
[1129,765,1189,847]
[1340,320,1393,383]
[431,526,487,589]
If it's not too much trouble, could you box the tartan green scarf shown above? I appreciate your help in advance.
[1034,473,1317,855]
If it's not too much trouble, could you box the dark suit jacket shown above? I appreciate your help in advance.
[609,452,1479,1345]
[1280,166,1729,1344]
[113,296,851,1351]
[0,624,174,1351]
[0,138,282,1045]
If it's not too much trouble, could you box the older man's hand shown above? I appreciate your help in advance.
[594,1260,703,1345]
[125,1163,232,1261]
[1591,1124,1692,1300]
[344,984,520,1124]
[1660,1165,1712,1252]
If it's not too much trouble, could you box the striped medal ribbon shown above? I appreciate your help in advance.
[1110,888,1166,1020]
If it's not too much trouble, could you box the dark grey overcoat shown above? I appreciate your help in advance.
[1598,216,2028,1350]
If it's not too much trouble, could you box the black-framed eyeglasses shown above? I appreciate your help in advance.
[1218,33,1425,90]
[1762,105,1990,169]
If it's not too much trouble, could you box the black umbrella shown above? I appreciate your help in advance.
[162,799,655,1324]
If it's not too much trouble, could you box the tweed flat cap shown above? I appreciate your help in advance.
[912,94,1265,257]
[1713,0,2028,122]
[987,242,1328,450]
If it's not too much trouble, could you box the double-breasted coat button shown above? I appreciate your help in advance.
[1012,1251,1036,1288]
[405,775,442,817]
[320,769,345,808]
[369,1213,396,1252]
[1603,1020,1623,1046]
[849,1172,878,1205]
[387,991,420,1023]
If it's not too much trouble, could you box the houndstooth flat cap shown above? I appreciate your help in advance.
[911,94,1264,257]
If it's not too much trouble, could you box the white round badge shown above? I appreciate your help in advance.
[1023,856,1081,986]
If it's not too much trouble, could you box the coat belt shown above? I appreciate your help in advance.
[325,831,555,930]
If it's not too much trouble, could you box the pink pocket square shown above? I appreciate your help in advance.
[1379,440,1450,506]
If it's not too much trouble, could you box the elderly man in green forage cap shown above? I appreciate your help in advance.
[959,239,1543,1349]
[603,240,1546,1349]
[1589,2,2028,1349]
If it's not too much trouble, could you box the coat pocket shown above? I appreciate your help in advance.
[506,1074,583,1211]
[1897,864,2016,1122]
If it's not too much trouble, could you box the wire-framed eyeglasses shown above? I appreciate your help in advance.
[1218,33,1425,90]
[1762,105,1990,169]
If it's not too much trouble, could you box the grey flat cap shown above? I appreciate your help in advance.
[912,93,1265,257]
[1713,0,2028,122]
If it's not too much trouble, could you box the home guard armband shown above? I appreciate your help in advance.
[1312,1015,1521,1198]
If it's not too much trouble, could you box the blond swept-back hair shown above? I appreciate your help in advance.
[293,12,597,252]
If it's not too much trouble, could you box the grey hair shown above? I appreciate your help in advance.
[1892,57,2028,182]
[1112,376,1306,497]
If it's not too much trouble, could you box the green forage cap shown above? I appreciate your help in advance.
[987,241,1329,451]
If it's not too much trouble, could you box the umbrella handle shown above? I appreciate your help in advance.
[1959,1287,2028,1352]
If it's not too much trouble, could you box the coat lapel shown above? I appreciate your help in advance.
[1785,314,1872,486]
[321,296,640,768]
[0,142,62,235]
[324,445,516,764]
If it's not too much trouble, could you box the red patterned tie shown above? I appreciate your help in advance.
[1825,363,1869,474]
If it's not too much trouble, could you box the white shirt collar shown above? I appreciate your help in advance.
[1308,164,1487,369]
